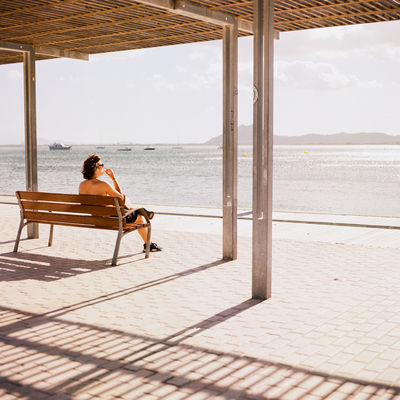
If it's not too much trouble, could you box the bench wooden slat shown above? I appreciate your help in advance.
[24,211,122,228]
[22,219,149,231]
[18,191,120,206]
[24,219,122,230]
[21,200,124,217]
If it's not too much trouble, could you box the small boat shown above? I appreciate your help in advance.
[96,146,105,149]
[49,142,71,150]
[117,147,132,151]
[144,146,155,150]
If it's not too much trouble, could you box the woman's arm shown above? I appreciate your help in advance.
[104,169,128,205]
[103,182,125,203]
[104,168,122,193]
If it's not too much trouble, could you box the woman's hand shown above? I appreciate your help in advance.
[105,168,122,194]
[104,168,115,181]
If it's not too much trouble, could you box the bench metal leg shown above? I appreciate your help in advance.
[112,230,123,266]
[145,225,151,259]
[48,224,54,247]
[112,223,151,265]
[14,219,27,252]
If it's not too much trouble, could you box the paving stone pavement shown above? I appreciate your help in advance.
[1,204,400,400]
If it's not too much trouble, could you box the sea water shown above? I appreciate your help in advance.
[1,144,400,217]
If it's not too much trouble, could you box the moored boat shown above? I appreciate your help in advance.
[144,146,155,150]
[117,147,132,151]
[49,142,71,150]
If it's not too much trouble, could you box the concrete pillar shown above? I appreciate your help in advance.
[23,49,39,238]
[222,23,238,260]
[252,0,274,299]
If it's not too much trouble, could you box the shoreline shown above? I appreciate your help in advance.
[3,143,400,147]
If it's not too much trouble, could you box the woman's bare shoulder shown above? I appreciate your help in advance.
[79,179,111,195]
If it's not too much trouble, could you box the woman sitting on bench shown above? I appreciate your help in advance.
[79,153,162,253]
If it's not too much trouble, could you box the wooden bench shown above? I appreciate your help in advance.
[14,191,151,265]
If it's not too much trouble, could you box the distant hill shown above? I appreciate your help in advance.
[204,126,400,145]
[205,125,253,145]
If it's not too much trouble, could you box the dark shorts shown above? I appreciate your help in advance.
[125,210,138,223]
[124,208,154,223]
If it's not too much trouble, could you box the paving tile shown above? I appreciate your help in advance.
[365,358,392,372]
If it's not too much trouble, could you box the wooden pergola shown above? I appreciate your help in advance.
[1,0,399,299]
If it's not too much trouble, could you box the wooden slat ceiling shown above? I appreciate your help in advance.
[0,0,399,65]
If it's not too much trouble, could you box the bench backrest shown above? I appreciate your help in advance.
[16,191,125,230]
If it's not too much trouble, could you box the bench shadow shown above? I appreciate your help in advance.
[0,251,227,283]
[0,251,138,282]
[0,238,29,246]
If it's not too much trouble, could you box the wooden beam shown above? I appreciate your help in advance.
[0,40,88,60]
[133,0,255,33]
[0,54,23,64]
[34,46,89,60]
[0,0,79,17]
[134,0,175,10]
[132,0,281,35]
[0,3,143,32]
[65,27,222,51]
[275,0,389,15]
[210,0,253,11]
[238,19,253,33]
[3,12,171,42]
[174,0,236,25]
[36,20,204,47]
[0,40,33,52]
[275,4,400,27]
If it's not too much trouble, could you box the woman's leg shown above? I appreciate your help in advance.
[134,215,147,242]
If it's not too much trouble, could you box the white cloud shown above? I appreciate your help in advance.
[185,59,221,90]
[364,43,400,63]
[275,60,381,90]
[276,21,400,63]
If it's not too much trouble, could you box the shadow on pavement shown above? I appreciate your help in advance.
[1,295,400,399]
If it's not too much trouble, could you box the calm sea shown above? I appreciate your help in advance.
[1,144,400,216]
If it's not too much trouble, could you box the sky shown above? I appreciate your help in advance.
[0,19,399,145]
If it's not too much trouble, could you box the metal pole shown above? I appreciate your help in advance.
[252,0,274,299]
[23,49,39,238]
[222,23,238,260]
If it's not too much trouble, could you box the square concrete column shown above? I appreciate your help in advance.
[222,23,238,260]
[23,49,39,238]
[252,0,274,299]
